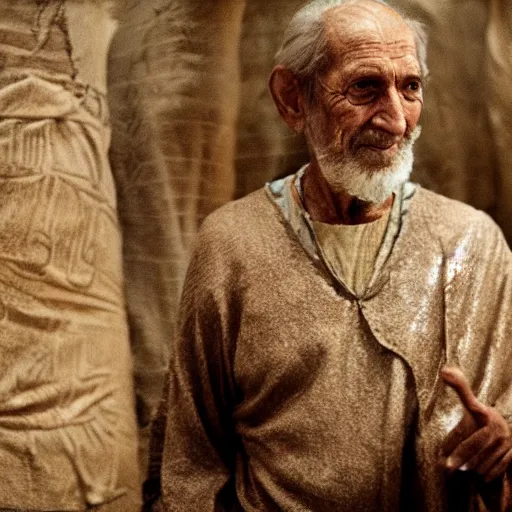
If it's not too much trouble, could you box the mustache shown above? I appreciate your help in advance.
[350,126,421,152]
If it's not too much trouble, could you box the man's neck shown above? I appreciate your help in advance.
[302,163,394,225]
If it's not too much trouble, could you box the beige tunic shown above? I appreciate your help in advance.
[312,210,390,297]
[157,172,512,511]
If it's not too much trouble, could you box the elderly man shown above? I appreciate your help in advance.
[155,0,512,510]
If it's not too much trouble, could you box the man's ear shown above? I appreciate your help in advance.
[268,65,306,133]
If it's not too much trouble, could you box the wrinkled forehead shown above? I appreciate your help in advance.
[322,1,418,65]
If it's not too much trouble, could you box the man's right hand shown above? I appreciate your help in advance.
[441,366,512,483]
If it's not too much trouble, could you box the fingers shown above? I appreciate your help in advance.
[484,447,512,482]
[475,442,511,476]
[441,408,512,481]
[445,425,494,472]
[442,411,478,458]
[440,366,489,422]
[440,366,512,483]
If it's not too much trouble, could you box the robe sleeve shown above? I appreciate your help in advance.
[157,215,242,511]
[444,212,512,511]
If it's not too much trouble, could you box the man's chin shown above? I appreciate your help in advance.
[319,158,413,204]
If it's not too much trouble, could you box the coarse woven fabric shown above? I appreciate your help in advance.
[157,174,512,511]
[0,1,140,509]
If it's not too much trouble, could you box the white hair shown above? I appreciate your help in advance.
[317,126,422,203]
[275,0,429,102]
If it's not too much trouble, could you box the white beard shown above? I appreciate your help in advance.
[314,126,422,204]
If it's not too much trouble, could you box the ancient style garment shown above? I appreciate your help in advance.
[312,208,391,297]
[157,167,512,511]
[0,1,140,510]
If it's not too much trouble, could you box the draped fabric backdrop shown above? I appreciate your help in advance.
[0,0,140,508]
[107,0,512,475]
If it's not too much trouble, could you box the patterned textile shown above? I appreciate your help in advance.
[0,1,140,509]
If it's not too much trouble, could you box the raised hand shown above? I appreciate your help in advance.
[441,366,512,482]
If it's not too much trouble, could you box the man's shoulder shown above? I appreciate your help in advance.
[415,187,484,216]
[198,187,276,242]
[411,186,505,248]
[414,187,497,231]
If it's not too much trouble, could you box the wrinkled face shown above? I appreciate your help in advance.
[304,2,424,200]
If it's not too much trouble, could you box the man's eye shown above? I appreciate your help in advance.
[351,79,379,91]
[347,80,381,104]
[402,80,423,101]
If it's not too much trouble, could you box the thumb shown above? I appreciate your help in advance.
[440,366,488,422]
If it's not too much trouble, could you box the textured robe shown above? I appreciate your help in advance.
[157,170,512,511]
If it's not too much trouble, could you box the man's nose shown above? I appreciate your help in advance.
[370,88,407,136]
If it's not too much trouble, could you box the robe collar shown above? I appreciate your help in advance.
[265,165,418,300]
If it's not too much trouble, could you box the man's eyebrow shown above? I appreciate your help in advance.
[350,69,384,77]
[403,73,423,82]
[343,65,387,78]
[349,74,385,85]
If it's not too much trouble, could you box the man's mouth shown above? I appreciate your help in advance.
[352,132,403,153]
[356,142,400,158]
[365,142,398,151]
